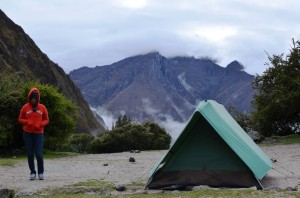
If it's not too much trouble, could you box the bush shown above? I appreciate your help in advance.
[0,73,25,151]
[25,84,79,150]
[70,134,95,153]
[0,73,78,152]
[91,120,171,153]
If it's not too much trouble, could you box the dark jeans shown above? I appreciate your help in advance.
[23,132,44,174]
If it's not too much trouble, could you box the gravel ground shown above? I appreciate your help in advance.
[0,144,299,195]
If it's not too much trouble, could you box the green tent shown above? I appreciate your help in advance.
[146,100,272,189]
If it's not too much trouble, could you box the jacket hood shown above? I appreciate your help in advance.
[27,87,40,104]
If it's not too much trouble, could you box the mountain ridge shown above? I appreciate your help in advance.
[70,52,255,124]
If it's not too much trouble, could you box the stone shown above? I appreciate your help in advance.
[103,163,108,166]
[271,158,277,163]
[285,186,297,191]
[189,185,213,191]
[129,157,135,162]
[115,184,126,191]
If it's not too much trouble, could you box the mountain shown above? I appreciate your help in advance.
[70,52,255,123]
[0,9,105,133]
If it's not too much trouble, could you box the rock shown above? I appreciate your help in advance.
[271,158,277,163]
[115,184,126,191]
[285,186,297,191]
[103,163,108,166]
[187,185,213,191]
[0,188,15,198]
[134,150,140,153]
[247,130,261,143]
[129,157,135,162]
[130,150,135,153]
[171,190,180,194]
[235,186,257,190]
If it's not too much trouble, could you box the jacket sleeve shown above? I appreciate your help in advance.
[41,106,49,127]
[18,105,27,125]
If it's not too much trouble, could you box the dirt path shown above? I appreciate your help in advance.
[0,144,299,195]
[0,151,165,195]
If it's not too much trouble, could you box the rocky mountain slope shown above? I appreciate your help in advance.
[0,9,105,133]
[70,52,255,123]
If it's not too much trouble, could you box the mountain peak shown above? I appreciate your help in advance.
[71,53,254,124]
[226,60,244,71]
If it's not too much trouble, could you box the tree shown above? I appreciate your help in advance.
[252,39,300,137]
[228,106,254,132]
[115,115,131,128]
[0,73,78,152]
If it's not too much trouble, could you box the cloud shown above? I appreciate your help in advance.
[1,0,300,74]
[93,99,186,141]
[117,0,148,9]
[158,115,186,142]
[91,106,115,130]
[178,72,193,91]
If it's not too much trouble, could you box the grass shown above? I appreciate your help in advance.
[260,134,300,146]
[0,151,77,167]
[43,151,78,159]
[28,189,300,198]
[73,179,115,190]
[0,156,25,166]
[277,134,300,145]
[29,179,300,198]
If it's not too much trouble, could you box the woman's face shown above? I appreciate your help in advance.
[30,98,37,106]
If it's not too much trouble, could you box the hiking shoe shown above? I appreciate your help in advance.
[38,173,44,180]
[39,173,45,180]
[30,173,36,180]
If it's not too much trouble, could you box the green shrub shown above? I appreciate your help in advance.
[91,119,171,153]
[70,134,95,153]
[0,73,78,152]
[0,73,25,151]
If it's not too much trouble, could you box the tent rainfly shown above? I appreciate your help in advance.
[146,100,272,190]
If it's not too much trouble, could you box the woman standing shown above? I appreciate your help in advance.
[18,87,49,180]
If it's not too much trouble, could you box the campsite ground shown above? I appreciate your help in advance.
[0,143,300,197]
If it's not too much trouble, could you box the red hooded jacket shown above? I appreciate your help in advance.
[18,88,49,133]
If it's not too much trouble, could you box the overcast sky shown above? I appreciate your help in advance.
[2,0,300,74]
